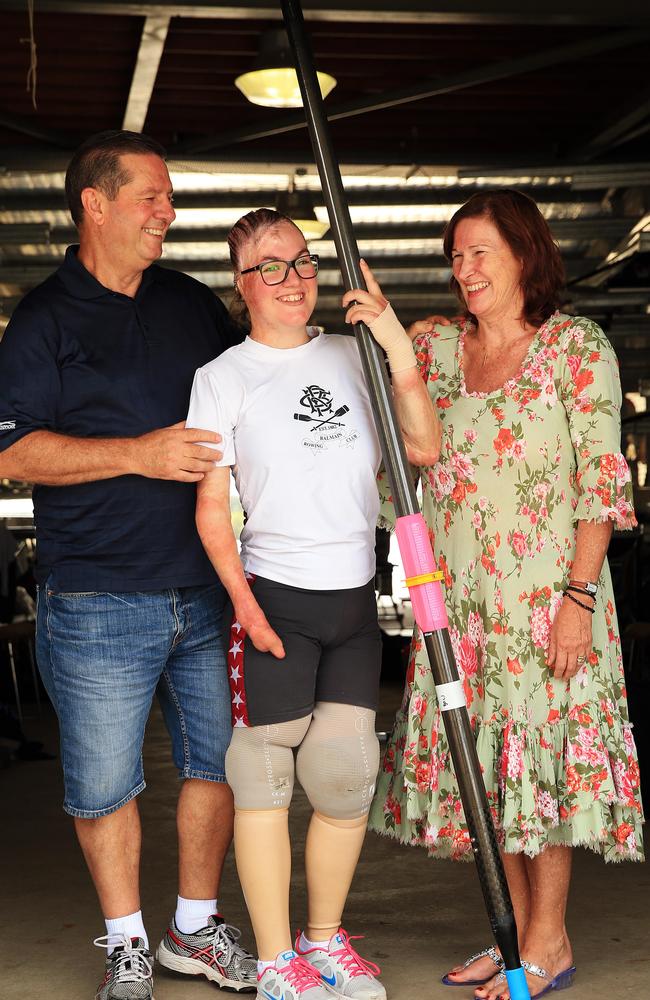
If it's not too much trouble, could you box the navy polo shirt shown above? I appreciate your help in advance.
[0,246,237,591]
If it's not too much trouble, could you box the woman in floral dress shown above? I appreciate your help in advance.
[367,189,644,999]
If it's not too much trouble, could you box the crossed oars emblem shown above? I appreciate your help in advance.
[293,404,350,431]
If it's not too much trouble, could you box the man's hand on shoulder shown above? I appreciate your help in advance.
[133,421,223,482]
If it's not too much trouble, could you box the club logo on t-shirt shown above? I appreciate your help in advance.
[293,383,359,452]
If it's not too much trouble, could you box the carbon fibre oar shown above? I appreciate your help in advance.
[281,3,529,997]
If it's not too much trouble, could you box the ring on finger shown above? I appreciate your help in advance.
[576,654,586,663]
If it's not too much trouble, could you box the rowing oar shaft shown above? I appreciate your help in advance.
[281,3,528,997]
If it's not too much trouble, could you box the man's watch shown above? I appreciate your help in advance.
[569,579,598,596]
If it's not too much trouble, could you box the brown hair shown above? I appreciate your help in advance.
[227,208,303,329]
[442,189,566,328]
[65,130,167,227]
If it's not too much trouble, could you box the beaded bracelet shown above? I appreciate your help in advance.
[566,585,596,601]
[563,589,595,614]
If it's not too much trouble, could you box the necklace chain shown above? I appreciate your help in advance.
[478,331,531,368]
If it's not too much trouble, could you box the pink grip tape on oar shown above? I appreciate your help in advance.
[395,513,448,632]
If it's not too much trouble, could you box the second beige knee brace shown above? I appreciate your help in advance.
[296,702,380,818]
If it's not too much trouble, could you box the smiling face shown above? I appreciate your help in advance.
[90,151,176,273]
[450,215,524,324]
[237,220,318,345]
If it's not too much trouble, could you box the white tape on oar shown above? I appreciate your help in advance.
[436,680,466,711]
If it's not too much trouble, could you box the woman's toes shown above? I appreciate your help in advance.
[445,970,475,985]
[446,955,501,985]
[474,977,502,1000]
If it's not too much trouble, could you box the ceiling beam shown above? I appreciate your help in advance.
[0,212,632,246]
[0,258,619,287]
[613,120,650,149]
[573,87,650,163]
[460,162,650,182]
[2,280,644,313]
[0,1,644,27]
[122,15,170,133]
[0,185,618,210]
[0,111,75,147]
[173,27,649,155]
[0,219,629,244]
[1,137,648,177]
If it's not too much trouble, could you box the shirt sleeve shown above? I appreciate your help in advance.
[413,328,443,405]
[558,316,636,529]
[0,300,62,453]
[186,364,242,467]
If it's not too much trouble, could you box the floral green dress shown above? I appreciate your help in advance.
[369,312,644,862]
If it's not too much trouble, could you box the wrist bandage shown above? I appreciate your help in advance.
[367,302,417,373]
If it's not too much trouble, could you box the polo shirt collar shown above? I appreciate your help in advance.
[58,245,157,300]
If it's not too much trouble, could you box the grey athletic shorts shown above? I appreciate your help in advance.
[226,575,382,727]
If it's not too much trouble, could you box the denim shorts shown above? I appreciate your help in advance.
[36,581,231,819]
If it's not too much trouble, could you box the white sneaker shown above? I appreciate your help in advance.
[257,950,335,1000]
[156,915,256,991]
[295,929,386,1000]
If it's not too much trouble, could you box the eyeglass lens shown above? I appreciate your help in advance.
[260,255,318,285]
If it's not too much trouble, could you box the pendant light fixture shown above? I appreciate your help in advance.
[235,28,336,108]
[276,171,329,240]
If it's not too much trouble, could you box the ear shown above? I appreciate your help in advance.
[80,186,107,226]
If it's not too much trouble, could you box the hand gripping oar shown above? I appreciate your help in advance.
[281,3,529,998]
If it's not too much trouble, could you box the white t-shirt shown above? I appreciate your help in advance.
[187,332,382,590]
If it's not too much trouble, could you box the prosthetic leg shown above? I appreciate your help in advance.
[305,812,367,941]
[226,717,310,959]
[227,705,379,966]
[234,807,293,960]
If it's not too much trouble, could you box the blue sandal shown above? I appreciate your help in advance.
[488,961,576,999]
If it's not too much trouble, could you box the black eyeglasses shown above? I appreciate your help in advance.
[239,253,319,286]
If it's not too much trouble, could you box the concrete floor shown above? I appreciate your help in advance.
[1,685,648,1000]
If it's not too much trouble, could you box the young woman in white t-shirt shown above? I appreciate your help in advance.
[188,209,440,1000]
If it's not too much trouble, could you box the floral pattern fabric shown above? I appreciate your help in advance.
[369,312,644,862]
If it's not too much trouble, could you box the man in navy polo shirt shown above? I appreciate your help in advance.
[0,131,257,999]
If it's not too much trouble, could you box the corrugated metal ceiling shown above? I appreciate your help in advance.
[0,0,649,391]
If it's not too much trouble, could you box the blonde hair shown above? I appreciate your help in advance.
[227,208,303,330]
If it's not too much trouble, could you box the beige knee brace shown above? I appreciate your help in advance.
[296,702,380,819]
[225,716,311,810]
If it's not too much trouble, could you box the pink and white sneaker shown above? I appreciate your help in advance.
[257,950,335,1000]
[295,929,387,1000]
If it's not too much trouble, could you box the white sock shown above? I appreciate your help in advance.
[105,911,148,955]
[174,895,218,934]
[257,958,276,976]
[299,930,331,952]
